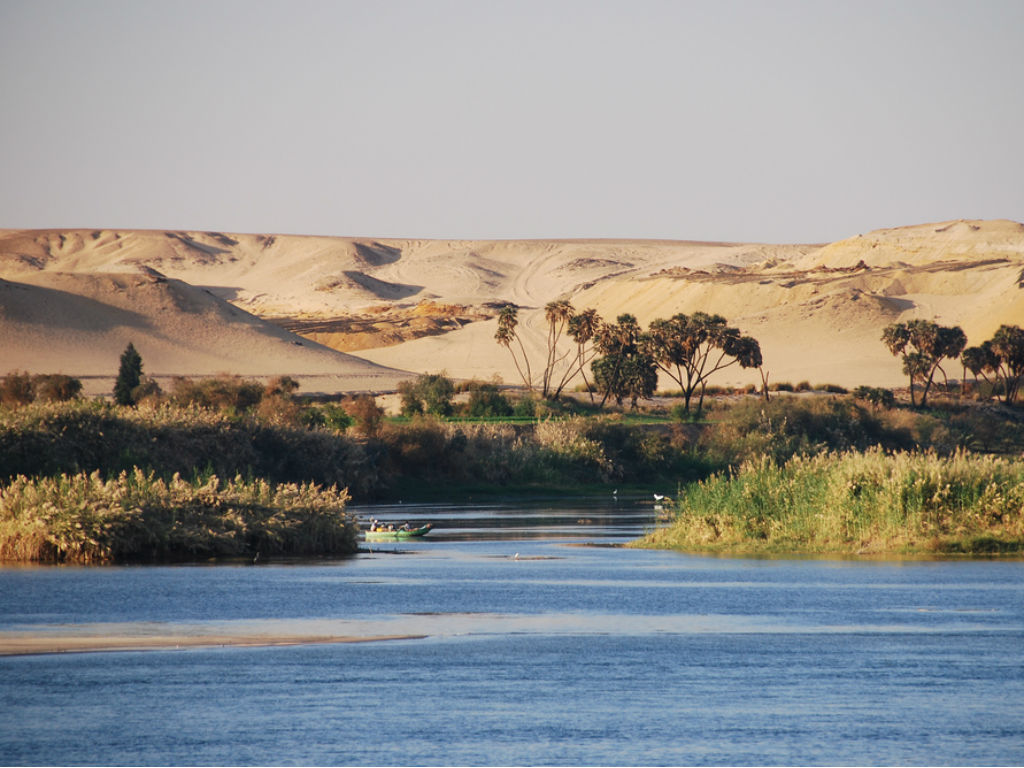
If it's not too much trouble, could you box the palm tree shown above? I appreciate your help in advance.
[564,308,601,400]
[541,299,574,398]
[495,305,533,390]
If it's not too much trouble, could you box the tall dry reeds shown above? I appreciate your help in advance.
[638,448,1024,555]
[0,469,357,563]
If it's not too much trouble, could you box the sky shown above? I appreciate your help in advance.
[1,0,1021,243]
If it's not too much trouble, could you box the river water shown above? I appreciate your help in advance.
[1,496,1022,766]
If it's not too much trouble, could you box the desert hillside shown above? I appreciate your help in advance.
[1,219,1022,394]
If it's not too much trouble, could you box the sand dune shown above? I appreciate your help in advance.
[2,219,1022,395]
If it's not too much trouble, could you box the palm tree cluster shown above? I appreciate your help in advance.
[882,321,1024,406]
[495,301,763,411]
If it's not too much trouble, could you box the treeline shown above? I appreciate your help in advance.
[883,320,1024,406]
[495,303,762,411]
[493,300,1024,411]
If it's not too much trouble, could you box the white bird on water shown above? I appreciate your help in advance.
[653,493,666,502]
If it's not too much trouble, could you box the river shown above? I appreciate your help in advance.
[1,496,1022,766]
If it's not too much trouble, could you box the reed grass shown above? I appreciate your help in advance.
[0,469,357,563]
[636,448,1024,555]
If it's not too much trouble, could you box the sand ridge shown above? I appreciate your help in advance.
[1,219,1022,392]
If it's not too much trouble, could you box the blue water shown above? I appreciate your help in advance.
[1,498,1023,766]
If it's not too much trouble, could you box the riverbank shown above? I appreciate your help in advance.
[3,396,1023,561]
[633,448,1024,557]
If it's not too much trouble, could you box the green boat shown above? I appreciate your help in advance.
[364,523,433,540]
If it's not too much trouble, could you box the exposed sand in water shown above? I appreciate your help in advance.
[0,632,425,656]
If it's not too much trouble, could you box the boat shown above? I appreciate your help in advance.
[364,523,433,540]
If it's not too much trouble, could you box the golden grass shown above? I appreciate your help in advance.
[0,469,356,563]
[635,448,1024,556]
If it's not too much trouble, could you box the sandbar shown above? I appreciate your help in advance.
[0,632,426,657]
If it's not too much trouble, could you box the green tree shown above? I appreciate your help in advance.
[963,325,1024,404]
[882,320,967,407]
[592,314,657,408]
[540,299,574,398]
[113,342,143,406]
[398,372,455,416]
[495,305,534,391]
[566,308,602,401]
[644,312,763,412]
[961,342,998,398]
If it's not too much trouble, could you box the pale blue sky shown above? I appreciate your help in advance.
[1,0,1021,243]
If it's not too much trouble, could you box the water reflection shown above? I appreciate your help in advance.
[351,495,661,542]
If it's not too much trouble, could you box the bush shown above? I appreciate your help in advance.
[466,382,513,418]
[513,396,537,419]
[398,372,455,416]
[1,372,35,406]
[344,395,384,437]
[170,375,264,413]
[0,400,376,495]
[853,386,895,408]
[32,374,83,402]
[301,403,353,432]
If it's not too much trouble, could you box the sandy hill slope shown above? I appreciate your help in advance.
[2,220,1022,394]
[0,241,413,395]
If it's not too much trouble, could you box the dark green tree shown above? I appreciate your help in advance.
[113,342,143,406]
[592,314,657,408]
[565,308,602,401]
[540,299,574,398]
[882,320,966,407]
[644,312,763,412]
[398,372,455,416]
[495,305,534,391]
[963,324,1024,404]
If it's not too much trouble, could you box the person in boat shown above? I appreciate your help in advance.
[401,522,412,531]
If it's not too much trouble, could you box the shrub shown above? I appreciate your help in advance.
[513,396,537,419]
[818,383,849,394]
[32,374,83,402]
[403,372,455,416]
[1,372,36,406]
[853,386,895,408]
[466,382,513,418]
[344,395,384,437]
[0,400,376,495]
[301,403,353,432]
[169,375,264,414]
